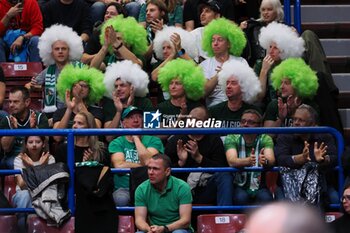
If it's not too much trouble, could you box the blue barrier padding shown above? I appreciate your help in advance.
[284,0,291,25]
[294,0,302,33]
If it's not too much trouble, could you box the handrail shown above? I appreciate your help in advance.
[284,0,302,33]
[0,127,344,214]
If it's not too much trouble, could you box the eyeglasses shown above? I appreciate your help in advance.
[240,119,260,125]
[341,194,350,202]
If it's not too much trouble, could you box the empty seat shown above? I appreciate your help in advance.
[0,215,18,233]
[3,176,16,206]
[118,215,135,233]
[27,214,75,233]
[325,212,344,223]
[197,214,247,233]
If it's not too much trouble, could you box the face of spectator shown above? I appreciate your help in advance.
[162,41,174,60]
[9,90,29,116]
[147,158,170,186]
[122,112,143,128]
[104,5,119,21]
[146,3,162,24]
[280,78,295,98]
[169,78,185,98]
[114,79,131,101]
[260,1,277,23]
[225,76,242,100]
[51,40,69,65]
[73,114,88,129]
[25,136,45,157]
[292,109,314,127]
[240,113,261,128]
[211,34,230,55]
[200,7,219,26]
[72,81,90,100]
[342,187,350,214]
[268,42,281,61]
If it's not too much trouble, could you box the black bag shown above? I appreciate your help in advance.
[129,166,148,206]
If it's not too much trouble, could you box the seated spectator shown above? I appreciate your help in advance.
[225,109,276,204]
[264,58,318,128]
[108,106,164,206]
[165,106,234,206]
[102,60,153,141]
[208,59,261,129]
[13,136,55,233]
[200,18,247,107]
[53,64,105,143]
[330,183,350,233]
[0,0,42,62]
[275,104,337,206]
[0,87,49,169]
[157,58,205,126]
[26,24,83,121]
[135,154,192,233]
[90,15,147,70]
[42,0,92,45]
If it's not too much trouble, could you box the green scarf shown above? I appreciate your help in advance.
[43,65,57,113]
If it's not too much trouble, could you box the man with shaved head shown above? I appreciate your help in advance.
[245,202,331,233]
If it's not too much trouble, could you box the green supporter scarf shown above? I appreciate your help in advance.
[43,65,57,113]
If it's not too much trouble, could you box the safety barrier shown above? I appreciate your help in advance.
[284,0,302,33]
[0,126,344,215]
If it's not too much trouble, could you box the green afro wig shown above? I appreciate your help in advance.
[158,58,206,101]
[271,58,319,98]
[202,18,247,57]
[57,63,106,104]
[100,15,148,57]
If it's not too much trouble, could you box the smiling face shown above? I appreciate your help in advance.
[114,79,131,101]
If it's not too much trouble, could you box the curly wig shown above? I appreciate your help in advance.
[259,22,305,60]
[104,60,149,98]
[202,18,246,57]
[158,58,205,101]
[218,59,261,104]
[99,15,148,57]
[271,58,318,98]
[153,26,198,60]
[57,64,106,104]
[38,24,83,67]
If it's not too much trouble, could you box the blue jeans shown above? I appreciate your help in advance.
[0,36,40,62]
[136,229,191,233]
[12,189,32,233]
[233,186,273,205]
[125,2,141,19]
[1,154,16,169]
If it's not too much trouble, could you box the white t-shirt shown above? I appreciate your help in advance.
[191,27,208,61]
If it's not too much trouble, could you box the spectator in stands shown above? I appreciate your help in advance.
[157,58,205,127]
[109,106,164,206]
[26,24,83,123]
[245,202,332,233]
[13,136,54,233]
[225,109,276,204]
[208,59,261,129]
[255,22,305,110]
[275,104,337,206]
[81,2,126,65]
[264,58,319,128]
[0,87,49,169]
[135,154,192,233]
[0,0,42,62]
[200,18,248,107]
[42,0,92,46]
[90,15,147,70]
[52,64,105,143]
[190,0,221,62]
[165,106,235,206]
[0,66,6,114]
[102,60,153,142]
[330,183,350,233]
[183,0,235,31]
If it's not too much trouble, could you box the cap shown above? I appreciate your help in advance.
[122,106,143,120]
[199,0,222,15]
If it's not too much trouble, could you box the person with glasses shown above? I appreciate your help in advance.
[275,104,338,206]
[330,183,350,233]
[224,109,276,204]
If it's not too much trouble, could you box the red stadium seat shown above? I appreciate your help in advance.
[0,215,18,233]
[27,214,75,233]
[325,211,344,223]
[118,215,135,233]
[3,175,16,206]
[197,214,247,233]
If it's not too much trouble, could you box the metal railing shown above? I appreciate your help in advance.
[0,126,345,214]
[284,0,302,33]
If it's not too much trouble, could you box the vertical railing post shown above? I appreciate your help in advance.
[284,0,291,25]
[67,132,75,215]
[294,0,302,33]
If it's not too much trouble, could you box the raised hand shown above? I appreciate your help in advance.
[261,55,274,72]
[150,19,163,33]
[314,142,327,163]
[29,111,37,128]
[248,148,257,166]
[170,33,182,52]
[302,141,311,163]
[177,139,188,164]
[9,115,18,129]
[126,85,135,107]
[258,148,268,166]
[83,148,94,161]
[112,90,123,113]
[277,97,287,121]
[39,152,50,165]
[21,153,34,167]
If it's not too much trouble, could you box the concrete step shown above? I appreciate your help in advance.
[333,73,350,92]
[320,39,350,56]
[339,109,350,128]
[290,5,350,23]
[328,56,350,73]
[302,22,350,39]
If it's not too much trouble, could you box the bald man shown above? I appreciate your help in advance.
[245,202,331,233]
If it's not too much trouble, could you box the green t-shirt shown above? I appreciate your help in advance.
[138,4,183,26]
[135,176,193,230]
[108,135,164,189]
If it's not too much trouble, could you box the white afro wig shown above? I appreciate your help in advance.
[38,24,83,66]
[153,26,198,60]
[218,60,261,104]
[259,22,305,60]
[104,60,149,98]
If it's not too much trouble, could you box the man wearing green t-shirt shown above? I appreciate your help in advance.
[108,106,164,206]
[135,154,192,233]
